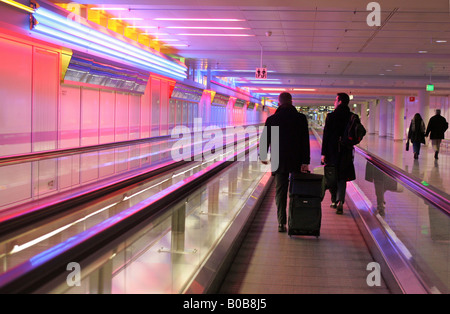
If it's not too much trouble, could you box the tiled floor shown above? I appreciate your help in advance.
[219,183,391,294]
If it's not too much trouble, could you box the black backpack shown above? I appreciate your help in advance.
[340,113,366,148]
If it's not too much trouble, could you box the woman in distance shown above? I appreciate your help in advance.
[408,113,426,159]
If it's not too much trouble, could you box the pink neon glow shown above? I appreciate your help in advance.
[154,18,245,21]
[110,17,143,21]
[177,33,254,37]
[163,44,189,47]
[166,26,249,29]
[90,7,129,11]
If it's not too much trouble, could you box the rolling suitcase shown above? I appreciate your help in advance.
[288,172,324,237]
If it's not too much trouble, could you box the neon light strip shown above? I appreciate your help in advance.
[126,25,157,29]
[177,33,254,37]
[34,7,186,74]
[90,7,129,11]
[163,44,189,47]
[110,17,143,21]
[0,0,34,13]
[155,18,245,21]
[167,26,249,29]
[32,7,186,79]
[33,23,186,80]
[142,32,169,36]
[33,14,182,74]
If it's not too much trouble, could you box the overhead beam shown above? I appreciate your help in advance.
[183,50,450,61]
[214,72,450,83]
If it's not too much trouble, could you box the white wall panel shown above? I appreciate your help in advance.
[0,37,32,156]
[58,156,80,190]
[99,90,115,144]
[151,78,161,137]
[140,81,151,138]
[99,148,115,178]
[32,48,59,197]
[115,93,129,172]
[160,80,168,136]
[32,47,59,152]
[36,159,58,196]
[60,85,81,148]
[129,94,141,169]
[80,151,99,184]
[0,163,32,208]
[80,88,100,184]
[115,92,129,142]
[129,94,140,140]
[99,86,116,177]
[81,87,100,146]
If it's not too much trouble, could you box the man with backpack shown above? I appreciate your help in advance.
[321,93,366,214]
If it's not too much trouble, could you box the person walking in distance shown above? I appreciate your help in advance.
[260,92,310,232]
[425,109,448,159]
[321,93,357,215]
[408,113,426,160]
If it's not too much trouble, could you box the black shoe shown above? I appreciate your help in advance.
[336,201,344,215]
[330,202,337,209]
[278,224,286,232]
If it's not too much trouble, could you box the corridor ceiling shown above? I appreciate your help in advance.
[55,0,450,104]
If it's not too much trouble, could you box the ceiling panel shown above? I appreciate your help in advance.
[61,0,450,100]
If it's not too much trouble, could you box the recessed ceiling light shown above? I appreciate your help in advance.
[126,25,157,29]
[90,7,129,11]
[418,50,428,53]
[152,38,179,42]
[110,17,143,21]
[155,18,245,22]
[435,40,447,43]
[167,26,250,30]
[394,64,402,67]
[142,32,170,36]
[163,44,189,47]
[177,33,254,37]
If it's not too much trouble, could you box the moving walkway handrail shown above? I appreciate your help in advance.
[0,125,261,237]
[355,146,450,216]
[0,141,258,293]
[311,125,449,215]
[0,134,172,167]
[312,126,446,293]
[0,123,264,167]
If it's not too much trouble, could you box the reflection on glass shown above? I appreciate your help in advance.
[45,158,268,294]
[354,154,449,293]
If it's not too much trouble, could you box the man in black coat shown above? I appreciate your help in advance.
[426,109,448,159]
[260,92,310,232]
[321,93,355,214]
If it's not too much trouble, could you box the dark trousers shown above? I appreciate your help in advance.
[329,178,346,204]
[275,172,290,225]
[412,142,421,155]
